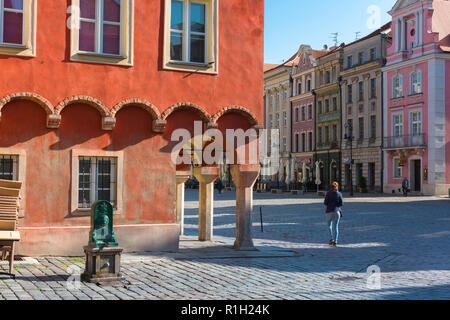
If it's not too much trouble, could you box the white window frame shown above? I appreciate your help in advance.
[392,74,403,98]
[164,0,218,74]
[169,0,207,64]
[71,149,123,216]
[0,0,35,57]
[392,113,403,137]
[410,110,422,136]
[70,0,134,66]
[393,157,402,179]
[78,0,123,56]
[0,0,24,45]
[410,69,422,95]
[78,156,117,209]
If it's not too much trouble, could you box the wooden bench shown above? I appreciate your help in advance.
[0,180,22,279]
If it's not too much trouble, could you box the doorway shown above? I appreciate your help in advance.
[410,159,421,192]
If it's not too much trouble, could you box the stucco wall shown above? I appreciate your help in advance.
[0,0,264,255]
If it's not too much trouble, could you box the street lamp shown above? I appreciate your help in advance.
[344,120,354,196]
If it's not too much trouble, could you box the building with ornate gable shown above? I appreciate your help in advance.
[382,0,450,195]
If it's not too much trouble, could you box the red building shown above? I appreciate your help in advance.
[0,0,264,255]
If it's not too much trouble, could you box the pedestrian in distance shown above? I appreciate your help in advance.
[324,182,343,247]
[216,179,224,195]
[402,177,410,197]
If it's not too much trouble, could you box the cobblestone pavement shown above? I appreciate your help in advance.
[1,190,449,300]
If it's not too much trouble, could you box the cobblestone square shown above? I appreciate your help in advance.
[1,190,449,300]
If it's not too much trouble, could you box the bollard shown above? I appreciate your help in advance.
[260,206,264,232]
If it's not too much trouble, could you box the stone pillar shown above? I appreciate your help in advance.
[176,171,191,236]
[401,17,406,52]
[193,166,219,241]
[231,164,260,251]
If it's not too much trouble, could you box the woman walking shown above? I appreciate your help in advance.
[324,182,343,247]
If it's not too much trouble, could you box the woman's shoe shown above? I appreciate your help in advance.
[329,239,334,246]
[332,241,337,247]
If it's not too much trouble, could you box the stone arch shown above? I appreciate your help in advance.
[111,98,165,133]
[0,92,60,128]
[161,102,211,123]
[0,92,54,116]
[212,106,258,126]
[55,95,110,117]
[111,98,161,119]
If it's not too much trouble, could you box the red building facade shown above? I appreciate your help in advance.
[0,0,264,255]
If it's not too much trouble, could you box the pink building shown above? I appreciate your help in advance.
[290,45,327,189]
[382,0,450,195]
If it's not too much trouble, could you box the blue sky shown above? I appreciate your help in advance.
[264,0,396,64]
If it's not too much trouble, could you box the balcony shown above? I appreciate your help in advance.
[383,134,427,150]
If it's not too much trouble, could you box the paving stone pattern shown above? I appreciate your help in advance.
[1,190,449,300]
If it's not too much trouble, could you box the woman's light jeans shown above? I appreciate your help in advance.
[326,211,341,243]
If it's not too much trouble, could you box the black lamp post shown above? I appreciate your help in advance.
[344,120,354,197]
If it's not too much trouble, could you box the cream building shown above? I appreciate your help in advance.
[263,55,297,187]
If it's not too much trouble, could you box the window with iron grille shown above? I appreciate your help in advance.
[78,156,117,209]
[0,155,18,180]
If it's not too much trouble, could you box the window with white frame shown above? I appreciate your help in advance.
[276,113,280,128]
[0,155,18,180]
[410,70,422,95]
[78,0,122,55]
[165,0,217,73]
[410,111,422,136]
[170,0,206,63]
[70,0,133,65]
[78,156,117,209]
[392,74,403,98]
[0,0,23,45]
[393,113,403,137]
[269,115,273,128]
[0,0,36,57]
[283,111,287,126]
[393,157,402,179]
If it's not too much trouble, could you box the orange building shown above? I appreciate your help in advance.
[0,0,264,256]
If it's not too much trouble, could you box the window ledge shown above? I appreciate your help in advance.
[71,208,120,217]
[71,51,133,66]
[164,60,217,74]
[0,44,35,57]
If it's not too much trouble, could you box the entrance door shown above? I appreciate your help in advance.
[410,159,421,192]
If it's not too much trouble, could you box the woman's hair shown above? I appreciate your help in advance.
[331,182,339,190]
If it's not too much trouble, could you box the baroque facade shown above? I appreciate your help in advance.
[382,0,450,195]
[290,45,327,190]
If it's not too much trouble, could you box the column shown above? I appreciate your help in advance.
[176,171,191,236]
[418,10,423,46]
[231,164,260,251]
[401,17,406,52]
[193,166,219,241]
